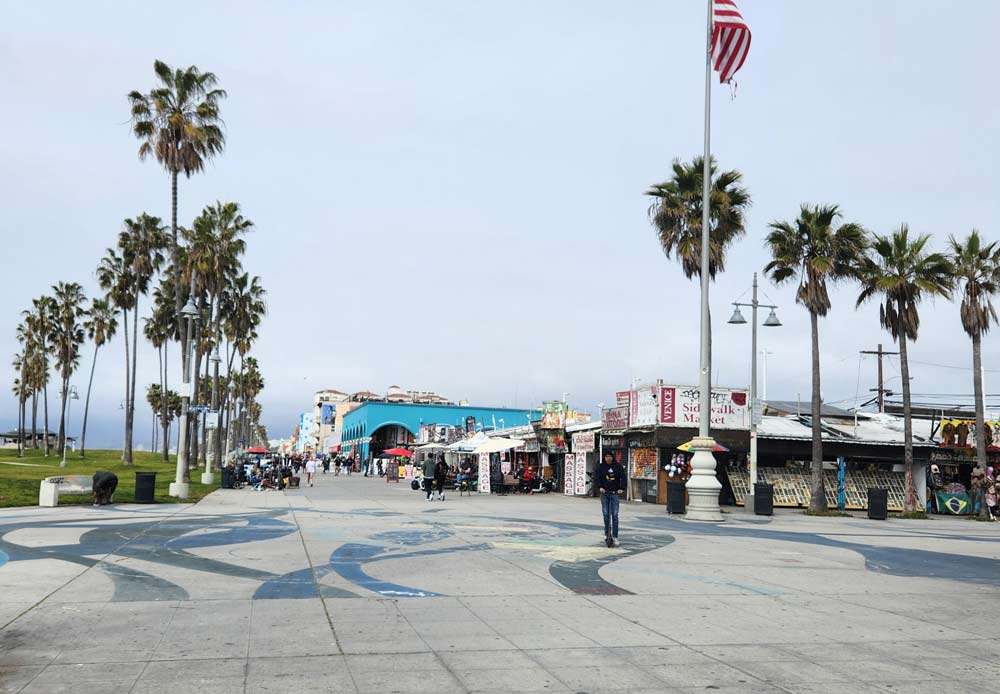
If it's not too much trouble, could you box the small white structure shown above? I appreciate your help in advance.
[38,475,91,507]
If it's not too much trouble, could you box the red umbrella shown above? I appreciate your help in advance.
[247,446,268,454]
[382,448,413,457]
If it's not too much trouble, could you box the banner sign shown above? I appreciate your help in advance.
[539,430,567,453]
[574,454,587,495]
[616,391,631,408]
[600,435,624,449]
[321,404,335,425]
[564,454,575,495]
[935,492,971,515]
[571,431,595,453]
[523,439,541,453]
[466,416,477,434]
[658,386,749,430]
[540,402,568,429]
[629,387,659,428]
[478,452,491,494]
[602,406,629,432]
[629,447,658,480]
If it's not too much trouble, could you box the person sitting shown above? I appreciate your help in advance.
[520,465,537,494]
[457,459,473,490]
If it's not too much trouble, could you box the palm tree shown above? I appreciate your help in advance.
[145,277,177,462]
[129,61,226,340]
[948,230,1000,514]
[12,351,28,457]
[50,282,88,456]
[97,247,135,462]
[119,214,167,464]
[24,297,55,455]
[80,298,118,457]
[646,156,751,279]
[765,205,868,512]
[857,226,954,512]
[222,273,266,456]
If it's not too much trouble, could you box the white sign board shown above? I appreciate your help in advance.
[629,386,659,428]
[658,385,749,430]
[571,431,595,453]
[204,412,219,430]
[478,452,491,494]
[574,454,587,495]
[563,454,575,495]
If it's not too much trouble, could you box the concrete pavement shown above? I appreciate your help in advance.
[1,470,999,693]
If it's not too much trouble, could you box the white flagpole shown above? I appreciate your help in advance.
[687,0,724,521]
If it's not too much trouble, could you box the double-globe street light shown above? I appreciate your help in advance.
[169,292,199,498]
[201,344,222,485]
[728,272,781,510]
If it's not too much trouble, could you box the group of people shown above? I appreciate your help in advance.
[970,466,1000,519]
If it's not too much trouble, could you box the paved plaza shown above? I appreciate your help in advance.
[1,473,998,693]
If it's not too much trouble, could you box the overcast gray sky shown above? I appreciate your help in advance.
[2,1,999,447]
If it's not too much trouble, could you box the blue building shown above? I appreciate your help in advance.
[340,402,539,460]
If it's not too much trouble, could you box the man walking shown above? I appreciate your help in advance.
[304,454,317,487]
[596,451,626,546]
[422,454,437,501]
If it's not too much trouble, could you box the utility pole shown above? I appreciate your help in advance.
[860,344,899,413]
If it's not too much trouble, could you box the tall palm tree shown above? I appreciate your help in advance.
[119,214,166,464]
[145,277,176,462]
[129,61,226,340]
[765,205,868,512]
[97,247,135,462]
[646,156,751,279]
[12,351,28,458]
[222,273,266,456]
[857,225,954,512]
[24,297,56,455]
[80,298,118,457]
[948,230,1000,513]
[50,282,88,456]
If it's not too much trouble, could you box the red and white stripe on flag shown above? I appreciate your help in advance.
[712,0,751,84]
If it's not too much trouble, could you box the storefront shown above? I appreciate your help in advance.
[927,444,1000,515]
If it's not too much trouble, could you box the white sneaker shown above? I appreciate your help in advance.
[440,493,445,501]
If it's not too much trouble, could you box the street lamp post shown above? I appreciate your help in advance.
[202,345,222,485]
[728,272,781,510]
[169,294,199,498]
[59,386,79,468]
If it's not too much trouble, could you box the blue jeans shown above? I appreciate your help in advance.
[601,492,620,538]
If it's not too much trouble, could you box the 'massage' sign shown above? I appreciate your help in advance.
[659,386,749,430]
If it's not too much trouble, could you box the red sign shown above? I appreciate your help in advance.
[616,391,630,408]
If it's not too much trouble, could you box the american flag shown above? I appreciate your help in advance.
[712,0,751,84]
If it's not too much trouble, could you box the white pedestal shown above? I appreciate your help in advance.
[168,482,189,499]
[200,472,215,485]
[685,436,724,521]
[743,493,755,511]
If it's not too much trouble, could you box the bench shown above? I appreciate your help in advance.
[39,475,93,507]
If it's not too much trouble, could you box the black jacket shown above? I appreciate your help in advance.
[596,461,626,493]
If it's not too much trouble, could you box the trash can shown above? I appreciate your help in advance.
[667,481,686,514]
[754,482,774,516]
[134,471,156,503]
[867,487,888,520]
[220,467,234,489]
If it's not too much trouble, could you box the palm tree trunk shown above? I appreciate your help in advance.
[808,310,825,512]
[31,391,37,449]
[121,307,132,464]
[18,394,24,458]
[124,295,139,465]
[899,333,916,513]
[80,345,99,457]
[43,378,50,457]
[170,169,182,342]
[161,342,170,462]
[972,331,988,517]
[57,373,69,456]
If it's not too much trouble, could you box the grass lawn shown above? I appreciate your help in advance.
[0,448,216,508]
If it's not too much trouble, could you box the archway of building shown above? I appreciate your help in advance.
[370,422,416,457]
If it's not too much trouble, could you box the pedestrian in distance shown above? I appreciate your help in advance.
[597,451,626,547]
[347,456,355,475]
[305,454,317,487]
[434,456,448,501]
[422,454,437,500]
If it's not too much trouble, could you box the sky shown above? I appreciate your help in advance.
[2,1,999,448]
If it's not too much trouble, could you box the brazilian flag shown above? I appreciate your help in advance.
[935,492,971,515]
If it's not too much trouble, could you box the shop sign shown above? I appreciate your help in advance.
[478,452,491,493]
[627,433,655,448]
[540,402,568,429]
[540,429,567,453]
[571,431,595,453]
[658,386,749,430]
[600,435,624,449]
[602,406,629,432]
[629,447,658,480]
[616,390,631,408]
[574,454,587,495]
[629,386,658,427]
[564,455,575,496]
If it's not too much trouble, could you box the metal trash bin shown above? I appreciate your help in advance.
[754,482,774,516]
[134,471,156,503]
[867,487,888,520]
[667,481,686,514]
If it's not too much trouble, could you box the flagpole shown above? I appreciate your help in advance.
[687,0,724,521]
